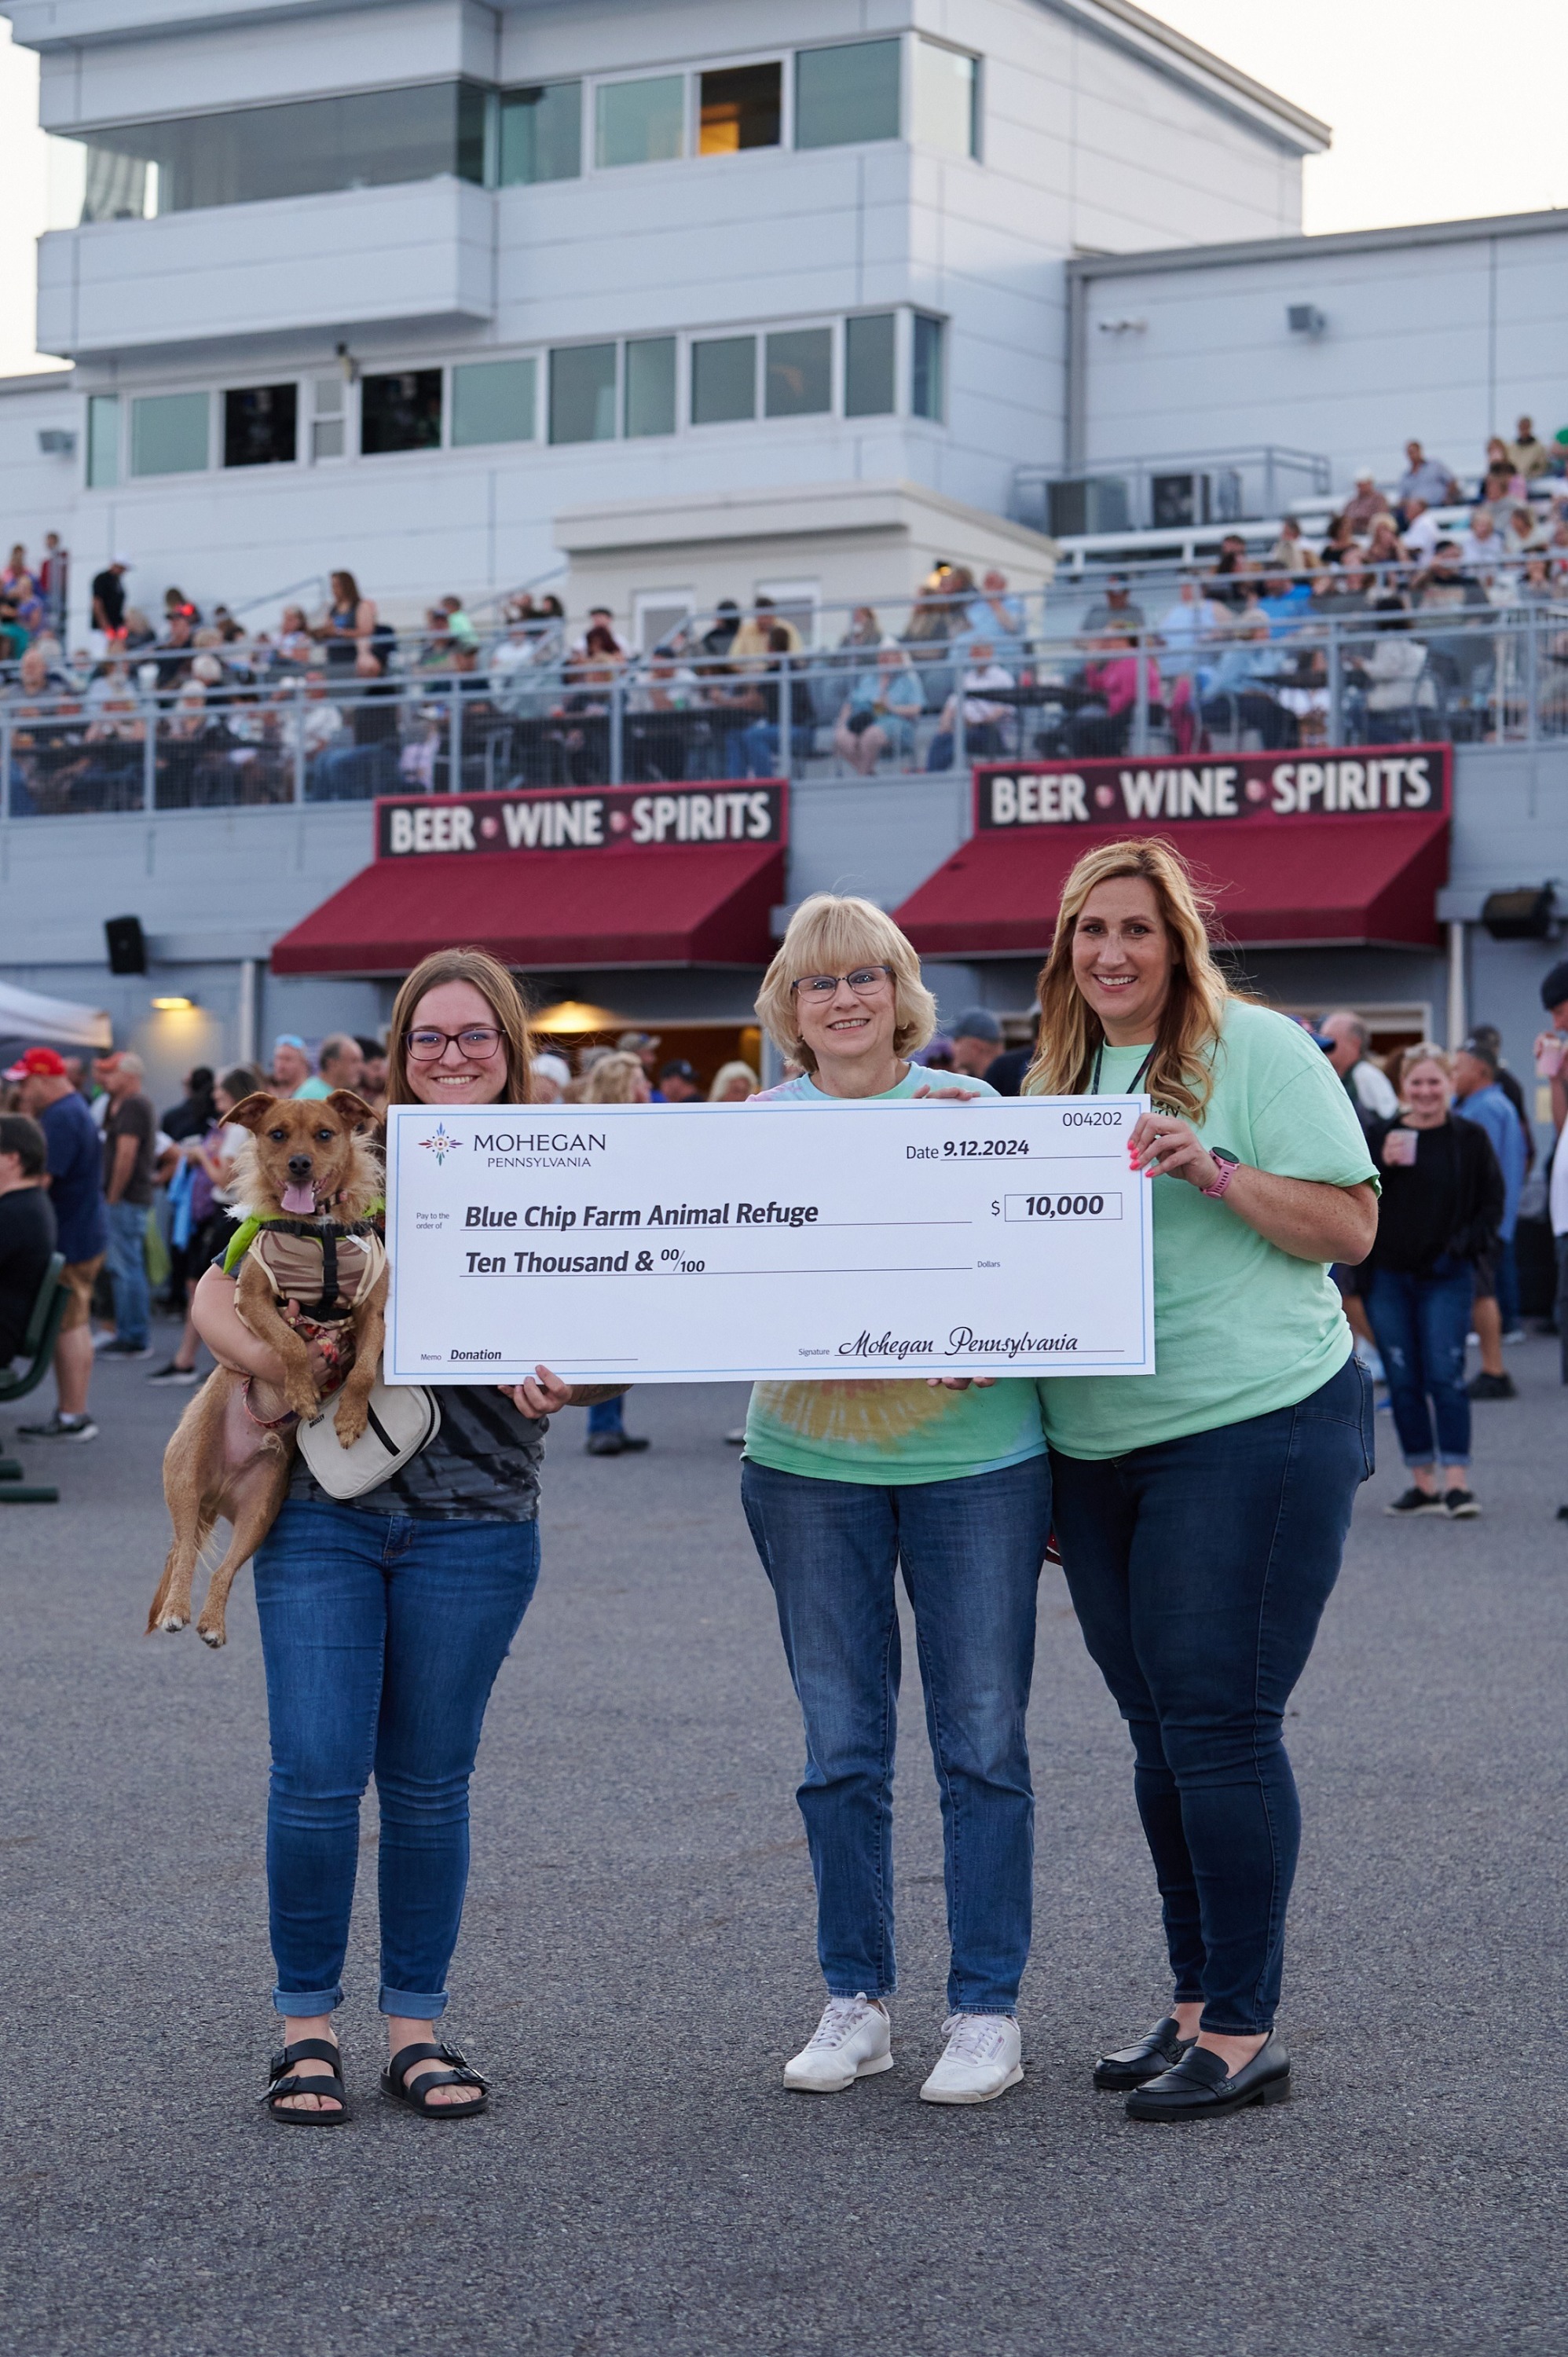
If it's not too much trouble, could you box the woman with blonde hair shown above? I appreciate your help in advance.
[708,1059,759,1103]
[741,894,1052,2107]
[192,946,625,2121]
[1031,839,1378,2119]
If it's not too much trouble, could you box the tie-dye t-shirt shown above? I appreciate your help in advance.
[741,1066,1048,1486]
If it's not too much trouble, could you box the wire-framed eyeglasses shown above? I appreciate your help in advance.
[405,1025,504,1061]
[789,965,895,999]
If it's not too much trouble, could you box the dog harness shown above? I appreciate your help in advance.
[222,1213,387,1323]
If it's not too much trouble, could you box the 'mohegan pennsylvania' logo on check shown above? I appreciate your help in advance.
[419,1123,463,1167]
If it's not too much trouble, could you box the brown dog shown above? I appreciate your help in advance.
[148,1090,387,1648]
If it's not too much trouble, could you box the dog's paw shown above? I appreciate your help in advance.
[195,1618,226,1649]
[285,1384,320,1425]
[334,1398,369,1447]
[150,1611,186,1634]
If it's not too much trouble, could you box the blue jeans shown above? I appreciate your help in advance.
[104,1198,151,1347]
[586,1395,625,1437]
[1493,1234,1520,1333]
[740,1453,1053,2016]
[1364,1265,1472,1466]
[738,720,814,778]
[252,1501,539,2018]
[1049,1358,1372,2033]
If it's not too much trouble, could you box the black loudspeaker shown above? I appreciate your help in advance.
[1481,887,1555,940]
[104,915,147,975]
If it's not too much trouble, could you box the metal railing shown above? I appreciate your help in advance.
[5,602,1568,820]
[1012,447,1335,537]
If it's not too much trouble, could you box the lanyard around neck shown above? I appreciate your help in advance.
[1090,1040,1157,1098]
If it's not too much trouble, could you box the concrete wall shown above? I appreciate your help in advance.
[1077,214,1568,499]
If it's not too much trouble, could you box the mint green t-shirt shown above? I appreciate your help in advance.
[1038,999,1378,1460]
[742,1065,1048,1486]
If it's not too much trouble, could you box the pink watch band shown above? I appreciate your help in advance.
[1202,1156,1239,1200]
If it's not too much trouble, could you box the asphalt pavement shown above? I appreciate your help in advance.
[1,1326,1564,2357]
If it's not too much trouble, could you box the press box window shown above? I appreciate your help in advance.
[86,394,121,488]
[223,383,297,467]
[912,40,979,159]
[844,314,896,417]
[764,328,831,418]
[699,64,781,154]
[498,82,582,185]
[361,370,443,456]
[912,313,946,423]
[550,345,617,444]
[625,339,676,438]
[595,76,685,169]
[691,335,756,426]
[130,391,209,477]
[311,378,345,461]
[795,41,900,149]
[452,359,537,447]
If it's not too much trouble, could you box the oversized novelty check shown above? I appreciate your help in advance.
[383,1098,1154,1385]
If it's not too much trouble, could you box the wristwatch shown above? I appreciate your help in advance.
[1202,1149,1240,1200]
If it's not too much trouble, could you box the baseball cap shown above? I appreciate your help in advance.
[1460,1036,1498,1071]
[617,1030,660,1053]
[3,1045,67,1080]
[659,1059,699,1084]
[532,1053,571,1089]
[1540,961,1568,1011]
[111,554,133,568]
[951,1007,1003,1044]
[273,1033,308,1053]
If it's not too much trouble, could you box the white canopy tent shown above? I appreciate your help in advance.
[0,978,114,1051]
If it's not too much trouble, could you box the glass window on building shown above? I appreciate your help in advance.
[764,328,832,418]
[452,357,537,445]
[549,344,617,443]
[63,82,488,218]
[86,394,121,488]
[691,336,757,426]
[595,76,685,170]
[311,377,346,461]
[130,390,209,477]
[912,313,946,423]
[911,39,978,158]
[625,339,677,438]
[844,313,896,417]
[361,370,444,456]
[223,383,297,467]
[498,82,582,185]
[698,64,782,155]
[794,41,900,150]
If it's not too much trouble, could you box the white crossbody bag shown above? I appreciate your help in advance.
[296,1374,441,1500]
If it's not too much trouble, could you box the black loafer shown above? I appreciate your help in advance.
[1093,2014,1194,2090]
[1125,2032,1290,2121]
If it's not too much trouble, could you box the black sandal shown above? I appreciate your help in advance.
[382,2040,489,2118]
[262,2037,350,2125]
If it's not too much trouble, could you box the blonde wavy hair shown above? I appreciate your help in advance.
[756,893,936,1075]
[1398,1042,1453,1091]
[386,946,533,1108]
[1024,838,1234,1117]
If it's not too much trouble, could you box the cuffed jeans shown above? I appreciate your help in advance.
[1364,1264,1472,1466]
[1049,1358,1372,2034]
[104,1198,151,1347]
[252,1500,538,2018]
[741,1453,1052,2016]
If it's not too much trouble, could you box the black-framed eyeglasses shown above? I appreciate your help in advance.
[789,966,894,999]
[405,1025,504,1061]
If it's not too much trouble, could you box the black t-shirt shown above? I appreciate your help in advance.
[1365,1116,1504,1275]
[92,569,126,630]
[286,1387,546,1523]
[987,1047,1031,1098]
[0,1187,57,1363]
[104,1093,157,1207]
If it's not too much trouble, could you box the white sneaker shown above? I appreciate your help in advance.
[782,1994,893,2093]
[920,2013,1023,2105]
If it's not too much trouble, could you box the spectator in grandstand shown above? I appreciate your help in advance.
[1460,505,1504,583]
[38,532,67,633]
[1079,572,1147,633]
[1412,542,1491,610]
[151,607,198,689]
[964,570,1027,661]
[925,640,1014,771]
[79,685,147,811]
[1068,632,1162,757]
[1266,515,1317,574]
[568,604,631,661]
[316,570,378,670]
[1401,497,1443,570]
[700,599,742,660]
[1364,514,1409,587]
[833,643,923,775]
[730,594,804,665]
[1343,469,1394,534]
[1346,596,1437,739]
[282,669,346,780]
[1481,459,1521,509]
[1507,416,1552,481]
[311,640,403,799]
[90,555,131,642]
[1397,441,1460,514]
[1199,617,1297,750]
[1205,533,1256,606]
[1156,571,1226,655]
[836,606,891,658]
[1501,504,1543,561]
[273,606,314,668]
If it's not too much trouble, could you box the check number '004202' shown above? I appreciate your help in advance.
[998,1189,1124,1222]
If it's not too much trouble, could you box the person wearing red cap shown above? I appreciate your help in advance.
[9,1047,108,1440]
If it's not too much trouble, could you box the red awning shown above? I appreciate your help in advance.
[894,814,1450,957]
[270,841,786,976]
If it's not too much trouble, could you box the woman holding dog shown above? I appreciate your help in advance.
[1032,840,1378,2119]
[192,947,609,2122]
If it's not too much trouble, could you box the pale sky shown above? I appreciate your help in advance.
[2,5,1564,377]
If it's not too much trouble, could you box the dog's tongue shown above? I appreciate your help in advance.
[281,1182,317,1215]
